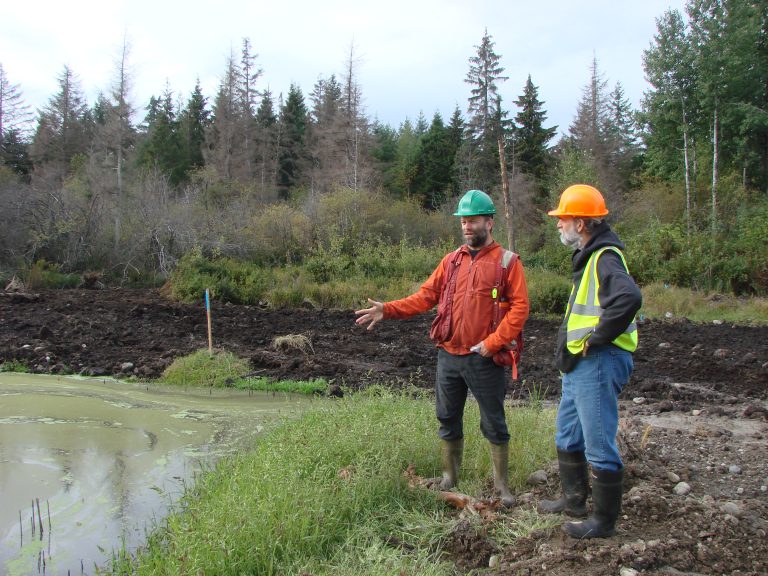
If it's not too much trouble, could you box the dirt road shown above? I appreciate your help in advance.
[1,288,766,575]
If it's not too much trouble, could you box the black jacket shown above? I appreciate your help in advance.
[555,221,642,373]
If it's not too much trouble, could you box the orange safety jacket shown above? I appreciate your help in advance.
[382,241,529,356]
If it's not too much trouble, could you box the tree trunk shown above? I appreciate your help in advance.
[681,103,691,238]
[711,107,718,233]
[692,145,698,211]
[497,135,514,251]
[115,144,123,248]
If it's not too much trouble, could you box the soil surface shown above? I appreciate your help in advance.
[1,288,767,575]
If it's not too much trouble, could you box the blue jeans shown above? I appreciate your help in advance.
[554,345,633,472]
[435,348,510,444]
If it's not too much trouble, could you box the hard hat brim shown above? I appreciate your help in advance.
[547,208,609,217]
[454,210,496,216]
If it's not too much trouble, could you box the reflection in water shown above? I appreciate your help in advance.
[0,373,305,575]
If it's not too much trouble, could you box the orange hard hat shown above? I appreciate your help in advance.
[547,184,609,218]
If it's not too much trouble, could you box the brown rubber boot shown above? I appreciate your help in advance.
[439,438,464,490]
[490,442,516,507]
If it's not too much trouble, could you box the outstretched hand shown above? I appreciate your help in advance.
[355,298,384,330]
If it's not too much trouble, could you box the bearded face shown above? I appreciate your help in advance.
[557,218,584,249]
[461,216,493,248]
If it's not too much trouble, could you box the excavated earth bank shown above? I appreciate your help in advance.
[1,289,766,575]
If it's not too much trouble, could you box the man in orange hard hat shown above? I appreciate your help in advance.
[538,184,642,539]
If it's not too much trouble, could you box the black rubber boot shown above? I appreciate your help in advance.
[563,467,623,539]
[537,449,589,517]
[439,438,464,490]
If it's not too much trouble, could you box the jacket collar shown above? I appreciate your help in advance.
[459,240,499,259]
[571,222,624,272]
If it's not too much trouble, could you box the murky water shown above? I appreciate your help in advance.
[0,373,306,575]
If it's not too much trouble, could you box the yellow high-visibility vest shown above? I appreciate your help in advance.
[565,246,638,355]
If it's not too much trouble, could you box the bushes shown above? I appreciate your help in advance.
[624,203,768,295]
[525,268,570,315]
[241,187,456,268]
[304,236,353,283]
[168,237,447,308]
[164,187,768,311]
[25,259,81,290]
[167,249,270,304]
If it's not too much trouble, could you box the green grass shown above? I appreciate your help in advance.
[160,349,250,387]
[160,348,330,394]
[640,282,768,324]
[0,360,28,373]
[107,388,557,575]
[234,376,329,395]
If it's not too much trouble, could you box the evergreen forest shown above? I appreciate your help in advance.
[1,0,766,298]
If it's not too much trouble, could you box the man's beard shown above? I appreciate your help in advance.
[467,228,489,248]
[559,228,582,249]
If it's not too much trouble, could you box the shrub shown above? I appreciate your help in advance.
[526,268,570,315]
[304,236,353,283]
[0,360,28,373]
[168,250,270,304]
[246,203,314,264]
[25,259,81,290]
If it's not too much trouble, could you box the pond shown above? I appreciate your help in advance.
[0,373,307,575]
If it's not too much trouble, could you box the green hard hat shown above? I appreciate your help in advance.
[453,189,496,216]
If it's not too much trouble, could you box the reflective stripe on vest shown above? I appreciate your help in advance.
[565,246,638,354]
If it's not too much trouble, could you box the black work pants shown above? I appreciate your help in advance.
[435,348,510,444]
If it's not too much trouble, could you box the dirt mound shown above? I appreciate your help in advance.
[1,288,766,575]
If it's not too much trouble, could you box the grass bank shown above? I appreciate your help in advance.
[161,349,329,394]
[640,282,768,324]
[166,250,768,325]
[108,388,557,575]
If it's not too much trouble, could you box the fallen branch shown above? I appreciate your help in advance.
[403,464,501,519]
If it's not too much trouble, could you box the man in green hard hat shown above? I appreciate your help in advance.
[355,190,529,506]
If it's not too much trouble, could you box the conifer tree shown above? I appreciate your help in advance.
[277,83,308,199]
[568,57,634,208]
[464,29,508,190]
[606,82,640,191]
[254,88,278,198]
[137,86,185,185]
[238,38,262,180]
[0,64,33,176]
[90,39,137,249]
[178,80,210,173]
[414,111,429,137]
[1,128,32,177]
[513,75,557,206]
[393,118,420,197]
[446,105,466,198]
[31,65,91,184]
[568,57,610,164]
[370,120,399,194]
[341,44,369,191]
[412,112,455,209]
[206,53,240,184]
[308,74,345,194]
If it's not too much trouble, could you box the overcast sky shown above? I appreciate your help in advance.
[2,0,686,137]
